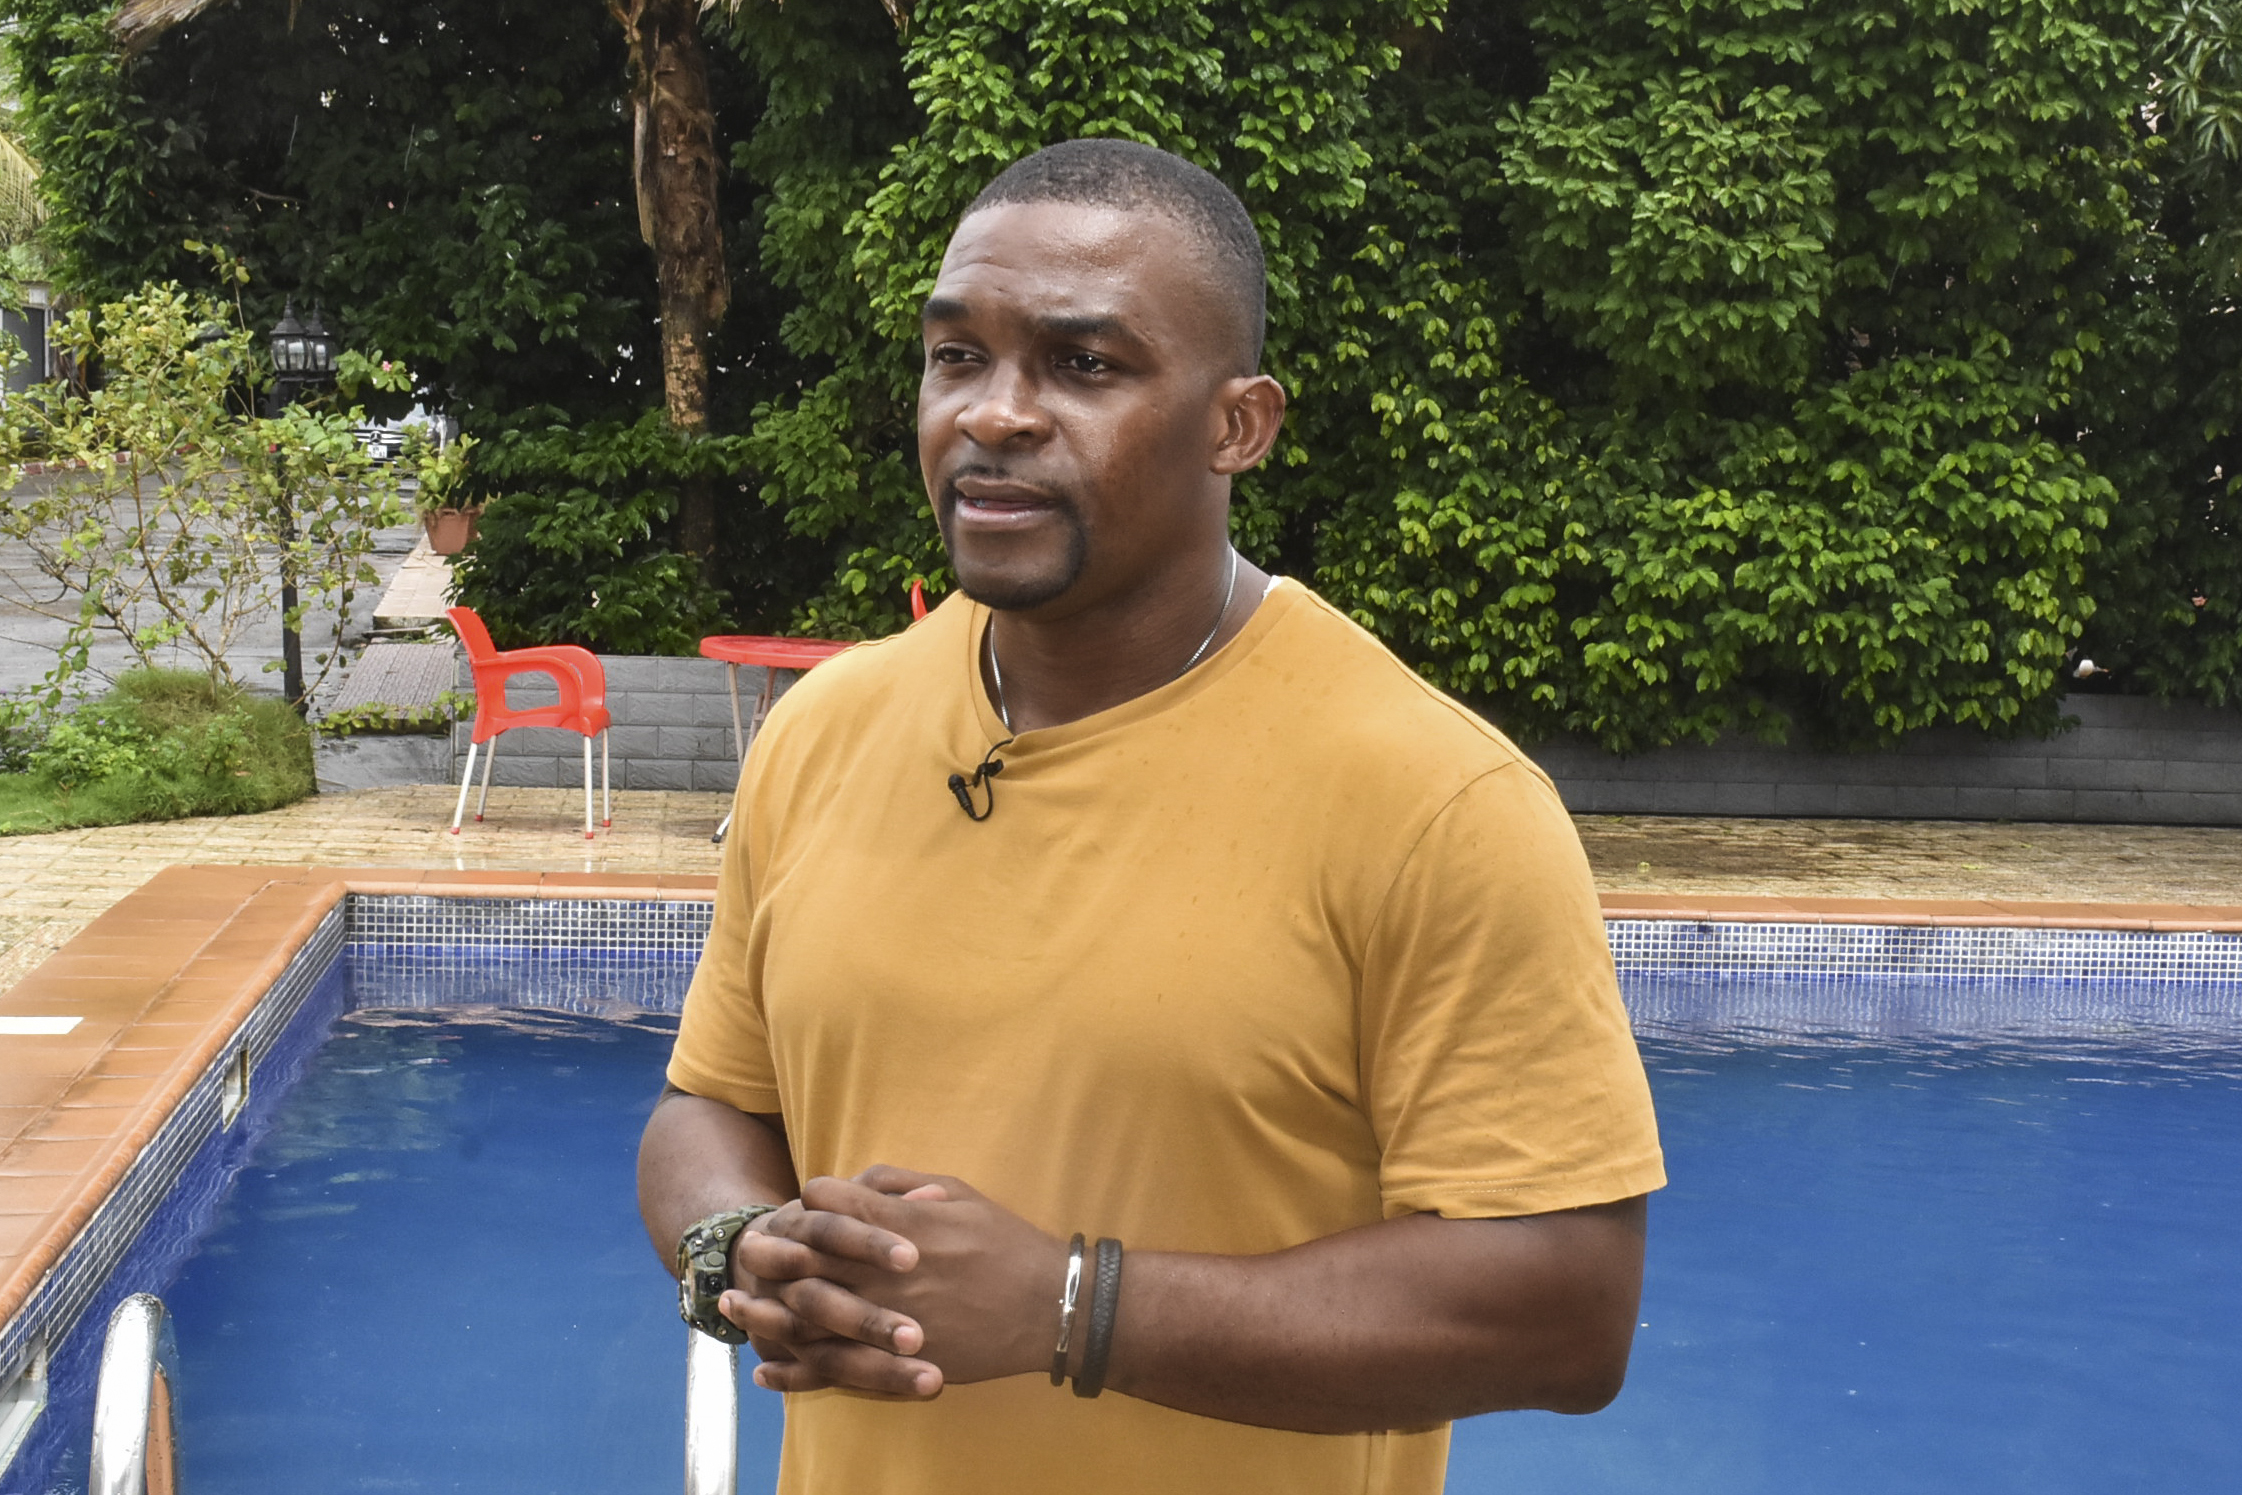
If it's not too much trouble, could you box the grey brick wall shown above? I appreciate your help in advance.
[449,652,2242,824]
[1530,695,2242,825]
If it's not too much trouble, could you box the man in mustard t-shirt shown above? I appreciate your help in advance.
[638,139,1665,1494]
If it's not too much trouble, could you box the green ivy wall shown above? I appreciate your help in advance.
[10,0,2239,749]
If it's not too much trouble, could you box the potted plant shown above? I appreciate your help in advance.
[408,430,481,554]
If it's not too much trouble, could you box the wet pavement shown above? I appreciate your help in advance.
[4,784,2238,994]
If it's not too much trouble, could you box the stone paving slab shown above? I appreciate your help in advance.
[0,786,733,992]
[4,788,2242,993]
[370,536,454,627]
[325,641,456,714]
[1573,814,2242,904]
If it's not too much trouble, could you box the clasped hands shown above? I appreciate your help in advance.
[722,1164,1066,1399]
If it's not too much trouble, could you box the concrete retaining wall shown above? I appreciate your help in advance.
[448,653,2242,824]
[1531,695,2242,825]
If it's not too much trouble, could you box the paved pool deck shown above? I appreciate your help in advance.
[6,785,2242,992]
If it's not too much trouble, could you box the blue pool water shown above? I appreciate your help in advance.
[160,1005,733,1493]
[1471,1002,2242,1490]
[21,958,2242,1492]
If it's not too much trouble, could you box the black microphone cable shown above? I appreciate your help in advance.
[947,737,1015,822]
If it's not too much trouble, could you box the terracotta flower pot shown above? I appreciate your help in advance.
[421,506,483,556]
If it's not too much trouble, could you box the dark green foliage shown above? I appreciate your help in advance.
[451,409,794,654]
[14,0,2242,745]
[8,0,650,422]
[6,0,837,648]
[0,670,315,835]
[2069,0,2242,705]
[729,0,2225,746]
[1328,0,2141,747]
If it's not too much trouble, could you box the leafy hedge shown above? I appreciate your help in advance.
[14,0,2242,748]
[0,670,314,836]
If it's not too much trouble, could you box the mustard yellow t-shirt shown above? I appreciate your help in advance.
[669,580,1665,1495]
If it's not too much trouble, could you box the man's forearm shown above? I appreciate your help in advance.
[635,1087,799,1263]
[1096,1199,1647,1434]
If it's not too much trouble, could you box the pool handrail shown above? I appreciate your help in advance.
[90,1293,175,1495]
[685,1327,738,1495]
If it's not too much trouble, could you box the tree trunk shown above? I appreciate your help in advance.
[613,0,730,563]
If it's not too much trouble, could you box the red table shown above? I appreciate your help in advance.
[699,634,851,842]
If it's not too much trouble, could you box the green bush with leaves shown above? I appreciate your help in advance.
[448,408,827,653]
[726,0,2204,748]
[15,0,2242,750]
[1315,0,2146,747]
[318,688,474,738]
[0,270,414,711]
[0,669,314,836]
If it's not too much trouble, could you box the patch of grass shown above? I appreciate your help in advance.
[0,670,315,836]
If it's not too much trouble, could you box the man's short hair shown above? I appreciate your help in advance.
[966,139,1267,374]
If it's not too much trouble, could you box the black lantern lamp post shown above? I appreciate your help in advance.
[267,301,340,712]
[268,301,339,410]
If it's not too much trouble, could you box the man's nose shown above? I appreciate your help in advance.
[956,361,1051,447]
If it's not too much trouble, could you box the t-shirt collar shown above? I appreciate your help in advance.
[963,578,1305,753]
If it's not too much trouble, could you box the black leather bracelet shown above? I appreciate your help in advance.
[1073,1237,1123,1399]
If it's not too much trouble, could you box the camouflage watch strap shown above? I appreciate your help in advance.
[675,1204,782,1344]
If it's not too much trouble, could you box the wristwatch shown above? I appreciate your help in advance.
[675,1204,781,1343]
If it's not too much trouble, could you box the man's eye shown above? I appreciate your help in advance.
[930,345,977,365]
[1062,353,1111,375]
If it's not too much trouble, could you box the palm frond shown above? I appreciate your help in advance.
[0,132,44,249]
[116,1,307,47]
[114,0,229,44]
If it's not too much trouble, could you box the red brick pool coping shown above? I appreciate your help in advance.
[5,865,2241,1335]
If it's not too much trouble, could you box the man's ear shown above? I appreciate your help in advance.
[1210,374,1287,476]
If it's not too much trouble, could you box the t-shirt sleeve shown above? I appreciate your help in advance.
[666,778,783,1113]
[1358,762,1666,1219]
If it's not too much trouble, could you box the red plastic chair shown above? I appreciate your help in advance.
[446,606,613,839]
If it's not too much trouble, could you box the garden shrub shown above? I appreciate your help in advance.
[726,0,2203,747]
[0,272,416,710]
[14,0,2242,746]
[317,691,475,738]
[448,408,828,652]
[0,670,315,836]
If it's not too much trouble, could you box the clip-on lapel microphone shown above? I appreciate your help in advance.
[947,738,1015,822]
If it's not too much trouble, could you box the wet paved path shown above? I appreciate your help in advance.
[5,785,2240,992]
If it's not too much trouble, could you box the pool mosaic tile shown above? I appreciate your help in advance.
[344,893,2242,984]
[345,895,712,953]
[1606,918,2242,983]
[1623,970,2242,1039]
[345,946,697,1016]
[341,897,710,1014]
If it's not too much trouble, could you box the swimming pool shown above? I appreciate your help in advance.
[1479,978,2242,1490]
[3,895,2239,1492]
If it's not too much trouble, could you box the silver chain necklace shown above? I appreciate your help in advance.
[987,547,1241,733]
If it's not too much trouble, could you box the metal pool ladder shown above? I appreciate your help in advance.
[685,1328,739,1495]
[91,1294,178,1495]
